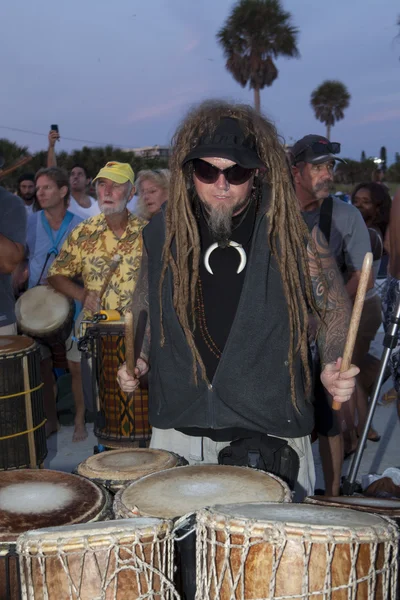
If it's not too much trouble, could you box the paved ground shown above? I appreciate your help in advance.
[44,326,400,493]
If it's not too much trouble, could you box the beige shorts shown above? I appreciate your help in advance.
[39,311,85,363]
[150,427,315,502]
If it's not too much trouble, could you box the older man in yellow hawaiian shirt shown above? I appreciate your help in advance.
[48,161,145,441]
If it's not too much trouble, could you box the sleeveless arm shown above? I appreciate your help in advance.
[131,246,150,361]
[307,225,352,367]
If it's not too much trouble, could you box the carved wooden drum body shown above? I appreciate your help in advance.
[0,469,111,600]
[0,336,46,471]
[17,518,177,600]
[195,503,399,600]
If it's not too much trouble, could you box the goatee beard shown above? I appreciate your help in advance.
[208,205,233,243]
[205,196,250,245]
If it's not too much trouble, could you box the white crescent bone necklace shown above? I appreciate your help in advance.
[204,241,246,275]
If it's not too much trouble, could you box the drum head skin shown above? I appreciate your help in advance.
[208,502,388,533]
[77,449,182,486]
[115,465,291,519]
[17,518,170,552]
[15,286,71,335]
[0,335,35,356]
[0,470,108,542]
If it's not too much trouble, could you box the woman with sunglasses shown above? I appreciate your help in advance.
[135,169,170,221]
[349,182,391,446]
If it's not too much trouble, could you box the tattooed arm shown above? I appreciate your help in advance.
[308,225,351,365]
[308,225,358,402]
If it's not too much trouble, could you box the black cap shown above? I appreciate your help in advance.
[291,134,346,165]
[182,117,264,169]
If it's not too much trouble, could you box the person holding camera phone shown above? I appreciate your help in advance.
[47,125,100,219]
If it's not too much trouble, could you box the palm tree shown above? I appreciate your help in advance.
[310,80,351,140]
[217,0,299,112]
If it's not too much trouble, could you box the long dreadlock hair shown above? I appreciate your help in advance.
[160,99,326,408]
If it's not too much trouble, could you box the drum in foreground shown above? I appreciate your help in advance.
[17,518,177,600]
[0,469,111,600]
[76,448,187,493]
[113,464,291,520]
[0,336,47,470]
[196,503,399,600]
[114,465,291,600]
[86,321,151,447]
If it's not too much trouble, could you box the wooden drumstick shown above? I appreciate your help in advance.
[0,155,32,179]
[332,252,373,411]
[23,356,37,469]
[99,254,121,302]
[125,309,135,377]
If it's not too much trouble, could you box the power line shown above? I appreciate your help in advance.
[0,125,133,149]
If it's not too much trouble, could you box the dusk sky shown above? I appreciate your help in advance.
[2,1,399,162]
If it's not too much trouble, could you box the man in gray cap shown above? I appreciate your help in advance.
[0,155,27,334]
[291,134,372,496]
[117,101,359,502]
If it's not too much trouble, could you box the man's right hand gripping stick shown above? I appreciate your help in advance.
[332,251,373,411]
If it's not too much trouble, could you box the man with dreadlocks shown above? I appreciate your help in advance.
[117,100,358,499]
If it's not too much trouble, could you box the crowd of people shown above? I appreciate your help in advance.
[1,100,399,499]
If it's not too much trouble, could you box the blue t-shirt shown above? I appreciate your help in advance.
[27,211,83,288]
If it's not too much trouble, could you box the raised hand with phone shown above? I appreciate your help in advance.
[47,125,60,168]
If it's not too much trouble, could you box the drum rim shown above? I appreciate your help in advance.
[16,517,172,554]
[86,320,126,334]
[305,494,400,516]
[113,464,292,519]
[0,335,37,356]
[0,469,111,541]
[15,286,74,336]
[75,448,182,482]
[196,503,398,541]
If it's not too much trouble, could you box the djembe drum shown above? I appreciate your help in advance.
[195,503,399,600]
[305,495,400,599]
[86,320,151,447]
[0,336,47,470]
[114,465,291,600]
[75,448,187,494]
[0,469,111,600]
[15,286,74,368]
[113,465,291,520]
[17,518,178,600]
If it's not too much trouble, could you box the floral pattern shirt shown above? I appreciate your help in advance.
[48,212,144,315]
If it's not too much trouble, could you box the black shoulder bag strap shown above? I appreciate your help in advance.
[318,196,333,244]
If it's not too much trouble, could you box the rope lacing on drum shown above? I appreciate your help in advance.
[194,511,399,600]
[17,523,181,599]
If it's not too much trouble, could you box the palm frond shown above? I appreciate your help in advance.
[310,80,351,128]
[217,0,299,94]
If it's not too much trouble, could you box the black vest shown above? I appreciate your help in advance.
[143,187,314,438]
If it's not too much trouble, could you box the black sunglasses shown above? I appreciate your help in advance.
[294,141,341,160]
[193,158,255,185]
